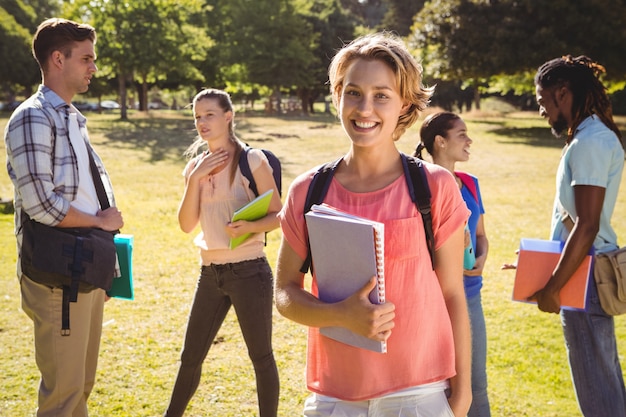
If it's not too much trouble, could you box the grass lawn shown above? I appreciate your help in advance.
[1,104,626,416]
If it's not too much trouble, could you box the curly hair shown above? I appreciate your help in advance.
[535,55,622,145]
[328,32,433,141]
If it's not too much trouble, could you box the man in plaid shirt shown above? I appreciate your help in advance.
[4,18,123,417]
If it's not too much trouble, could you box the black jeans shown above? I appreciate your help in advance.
[164,258,279,417]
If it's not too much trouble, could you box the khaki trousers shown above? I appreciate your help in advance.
[21,275,105,417]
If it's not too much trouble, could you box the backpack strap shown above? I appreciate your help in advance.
[238,146,269,245]
[299,157,343,273]
[238,147,258,196]
[401,154,435,270]
[239,146,282,197]
[455,171,478,203]
[300,155,435,273]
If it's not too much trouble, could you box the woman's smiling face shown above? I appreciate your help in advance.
[337,58,408,147]
[439,118,472,163]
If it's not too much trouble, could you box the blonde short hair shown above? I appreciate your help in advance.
[328,32,433,140]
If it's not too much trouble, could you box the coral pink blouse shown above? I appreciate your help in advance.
[279,158,469,401]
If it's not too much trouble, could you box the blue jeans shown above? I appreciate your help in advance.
[164,258,279,417]
[561,278,626,416]
[467,293,491,417]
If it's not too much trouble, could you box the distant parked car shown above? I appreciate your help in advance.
[74,101,99,111]
[100,100,120,110]
[148,101,168,109]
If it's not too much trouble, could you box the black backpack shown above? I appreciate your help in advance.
[238,146,282,197]
[300,153,435,273]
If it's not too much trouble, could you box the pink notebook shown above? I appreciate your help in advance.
[512,238,592,311]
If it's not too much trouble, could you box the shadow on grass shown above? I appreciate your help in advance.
[238,109,338,124]
[459,113,565,149]
[92,110,574,163]
[90,114,195,162]
[484,113,626,149]
[492,126,564,149]
[91,110,608,162]
[90,111,339,163]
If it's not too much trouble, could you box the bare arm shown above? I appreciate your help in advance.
[435,224,472,416]
[57,205,123,232]
[274,237,396,342]
[533,185,603,313]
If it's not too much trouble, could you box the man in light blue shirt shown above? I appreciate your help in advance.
[551,114,624,252]
[534,55,626,417]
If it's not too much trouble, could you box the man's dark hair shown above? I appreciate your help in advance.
[32,18,96,71]
[535,55,622,144]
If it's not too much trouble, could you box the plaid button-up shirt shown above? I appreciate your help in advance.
[5,85,117,277]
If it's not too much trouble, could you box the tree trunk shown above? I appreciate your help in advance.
[141,79,149,111]
[118,72,128,120]
[299,88,310,115]
[274,88,282,113]
[473,88,481,110]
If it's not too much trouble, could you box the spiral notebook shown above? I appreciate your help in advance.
[305,203,386,353]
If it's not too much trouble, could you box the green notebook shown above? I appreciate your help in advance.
[108,234,134,300]
[229,189,273,249]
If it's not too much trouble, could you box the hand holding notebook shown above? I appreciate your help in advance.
[305,203,387,352]
[229,189,273,249]
[512,238,592,310]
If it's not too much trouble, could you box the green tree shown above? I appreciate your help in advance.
[379,0,424,36]
[66,0,210,118]
[203,0,318,113]
[345,0,386,30]
[15,0,61,22]
[520,0,626,80]
[230,0,314,100]
[197,0,355,113]
[298,0,357,112]
[411,0,501,109]
[411,0,626,107]
[0,0,35,29]
[0,1,40,98]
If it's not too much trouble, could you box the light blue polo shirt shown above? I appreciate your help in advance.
[550,115,624,254]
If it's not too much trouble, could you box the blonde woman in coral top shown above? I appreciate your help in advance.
[275,32,471,417]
